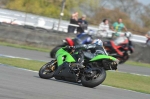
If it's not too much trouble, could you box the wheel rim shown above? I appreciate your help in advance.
[42,63,56,75]
[83,68,102,81]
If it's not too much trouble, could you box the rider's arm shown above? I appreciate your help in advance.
[74,44,96,50]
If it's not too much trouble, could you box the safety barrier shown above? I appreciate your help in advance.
[0,10,147,43]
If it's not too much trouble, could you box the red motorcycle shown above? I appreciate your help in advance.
[50,37,90,58]
[103,36,134,64]
[50,33,92,58]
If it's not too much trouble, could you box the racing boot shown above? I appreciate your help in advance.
[77,58,85,68]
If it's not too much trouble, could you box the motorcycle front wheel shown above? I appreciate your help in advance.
[39,60,57,79]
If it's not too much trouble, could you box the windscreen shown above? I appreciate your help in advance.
[113,37,127,45]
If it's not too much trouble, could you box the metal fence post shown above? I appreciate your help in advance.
[57,0,66,31]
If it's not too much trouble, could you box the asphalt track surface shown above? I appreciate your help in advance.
[0,45,150,76]
[0,64,150,99]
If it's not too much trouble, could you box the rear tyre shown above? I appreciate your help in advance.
[50,43,67,58]
[119,54,129,64]
[81,67,106,88]
[39,60,57,79]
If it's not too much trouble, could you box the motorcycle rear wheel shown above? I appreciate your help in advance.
[50,47,61,58]
[81,67,106,88]
[118,54,129,64]
[50,43,67,58]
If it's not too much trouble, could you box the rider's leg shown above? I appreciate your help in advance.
[77,50,85,68]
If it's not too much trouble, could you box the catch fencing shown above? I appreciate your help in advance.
[0,8,147,43]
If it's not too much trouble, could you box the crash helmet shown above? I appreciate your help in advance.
[125,32,132,38]
[88,29,95,35]
[92,39,103,46]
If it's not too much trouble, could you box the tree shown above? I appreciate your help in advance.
[140,4,150,28]
[79,0,101,17]
[0,0,9,7]
[6,0,90,19]
[90,7,148,35]
[4,0,150,35]
[101,0,145,25]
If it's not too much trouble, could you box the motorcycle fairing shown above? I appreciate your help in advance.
[54,62,78,82]
[119,39,128,45]
[56,48,76,66]
[90,55,117,62]
[110,41,123,56]
[65,38,74,46]
[113,36,128,45]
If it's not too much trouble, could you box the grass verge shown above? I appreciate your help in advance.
[0,41,150,68]
[104,71,150,94]
[0,41,50,52]
[126,61,150,68]
[0,57,150,94]
[0,57,45,71]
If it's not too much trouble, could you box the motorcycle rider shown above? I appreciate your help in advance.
[74,32,93,45]
[67,39,118,68]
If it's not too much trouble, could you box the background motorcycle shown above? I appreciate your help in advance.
[50,33,92,58]
[50,21,89,58]
[50,32,134,64]
[50,38,79,58]
[103,32,134,64]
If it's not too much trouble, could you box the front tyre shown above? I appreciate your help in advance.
[81,67,106,88]
[39,60,57,79]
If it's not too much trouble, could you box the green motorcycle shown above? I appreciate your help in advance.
[39,46,118,88]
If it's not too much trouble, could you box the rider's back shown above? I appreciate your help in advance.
[76,33,92,44]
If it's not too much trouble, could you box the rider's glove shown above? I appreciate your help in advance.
[74,44,87,50]
[66,46,75,50]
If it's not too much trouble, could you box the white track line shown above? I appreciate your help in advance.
[0,54,32,60]
[1,60,150,95]
[110,70,150,77]
[101,85,150,95]
[0,54,47,62]
[1,64,149,95]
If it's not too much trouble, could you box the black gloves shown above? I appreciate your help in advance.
[66,46,75,50]
[66,44,96,50]
[74,44,87,49]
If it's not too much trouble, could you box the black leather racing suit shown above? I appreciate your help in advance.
[73,44,107,65]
